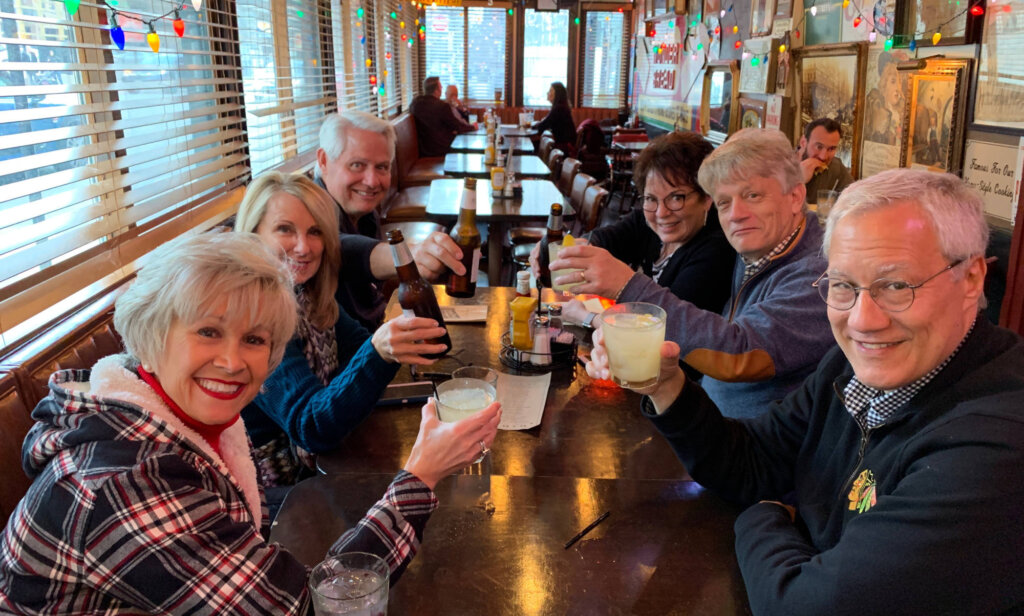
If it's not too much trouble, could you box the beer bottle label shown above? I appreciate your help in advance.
[470,248,481,283]
[402,308,416,320]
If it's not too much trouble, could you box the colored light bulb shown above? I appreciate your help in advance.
[868,30,877,42]
[147,30,160,52]
[779,43,786,52]
[63,0,80,14]
[810,5,817,15]
[970,4,984,14]
[734,40,741,48]
[192,0,202,11]
[751,56,759,66]
[110,25,125,50]
[173,17,185,37]
[884,37,893,50]
[853,16,861,27]
[932,31,942,44]
[909,39,917,51]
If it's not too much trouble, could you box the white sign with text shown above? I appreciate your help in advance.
[962,139,1017,222]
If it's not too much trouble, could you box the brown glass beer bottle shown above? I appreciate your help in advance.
[386,229,452,358]
[445,178,481,298]
[536,203,564,288]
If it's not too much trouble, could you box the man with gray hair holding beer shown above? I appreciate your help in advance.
[587,168,1024,614]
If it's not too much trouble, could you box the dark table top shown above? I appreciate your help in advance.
[468,124,539,138]
[612,140,650,152]
[444,153,550,179]
[450,134,535,154]
[269,473,749,614]
[317,286,688,481]
[424,179,569,222]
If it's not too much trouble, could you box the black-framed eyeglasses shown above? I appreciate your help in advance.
[642,190,697,212]
[812,259,965,312]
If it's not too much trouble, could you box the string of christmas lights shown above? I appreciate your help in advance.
[62,0,204,52]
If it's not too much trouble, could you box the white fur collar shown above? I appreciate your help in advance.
[87,355,262,530]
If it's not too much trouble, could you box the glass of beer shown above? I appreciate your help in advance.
[309,552,389,616]
[599,302,667,390]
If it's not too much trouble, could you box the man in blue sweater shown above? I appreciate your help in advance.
[587,168,1024,614]
[555,128,835,416]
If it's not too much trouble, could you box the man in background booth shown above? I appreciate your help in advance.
[799,117,853,203]
[315,110,465,328]
[410,76,476,157]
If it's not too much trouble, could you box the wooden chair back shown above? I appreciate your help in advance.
[539,135,556,163]
[569,173,596,212]
[547,149,565,181]
[557,157,582,195]
[576,185,611,235]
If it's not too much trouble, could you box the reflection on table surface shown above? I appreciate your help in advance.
[450,134,534,154]
[269,473,749,614]
[425,179,568,220]
[443,153,550,178]
[316,286,689,481]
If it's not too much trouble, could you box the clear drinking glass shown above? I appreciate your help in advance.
[436,368,498,463]
[599,302,667,390]
[436,369,498,423]
[309,552,389,616]
[548,241,582,293]
[817,189,839,222]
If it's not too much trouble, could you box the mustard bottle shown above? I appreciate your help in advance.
[509,295,537,351]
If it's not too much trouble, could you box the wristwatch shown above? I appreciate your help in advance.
[582,312,598,328]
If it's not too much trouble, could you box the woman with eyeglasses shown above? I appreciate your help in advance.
[532,131,735,331]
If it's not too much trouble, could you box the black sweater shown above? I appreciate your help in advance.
[649,317,1024,615]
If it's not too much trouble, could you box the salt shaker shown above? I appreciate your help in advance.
[529,314,551,366]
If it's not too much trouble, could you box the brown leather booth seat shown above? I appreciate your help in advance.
[392,113,446,188]
[0,286,126,528]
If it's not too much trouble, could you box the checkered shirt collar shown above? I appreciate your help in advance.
[741,219,804,283]
[842,317,976,431]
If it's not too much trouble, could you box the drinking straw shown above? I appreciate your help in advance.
[564,511,611,549]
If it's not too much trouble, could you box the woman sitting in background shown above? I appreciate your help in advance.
[533,81,578,156]
[532,131,735,347]
[0,232,501,613]
[235,171,448,488]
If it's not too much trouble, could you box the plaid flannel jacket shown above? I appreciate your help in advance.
[0,356,437,614]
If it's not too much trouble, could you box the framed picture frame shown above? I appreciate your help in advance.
[795,43,867,177]
[750,0,776,37]
[898,0,982,48]
[972,9,1024,133]
[702,60,740,145]
[739,97,768,129]
[774,0,793,19]
[858,46,913,177]
[902,58,972,174]
[737,36,777,94]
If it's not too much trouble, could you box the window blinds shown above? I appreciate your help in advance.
[581,10,627,108]
[0,0,247,346]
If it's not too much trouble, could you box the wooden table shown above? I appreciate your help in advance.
[318,287,687,481]
[444,153,550,179]
[423,180,571,285]
[450,134,535,154]
[468,124,539,139]
[269,473,749,614]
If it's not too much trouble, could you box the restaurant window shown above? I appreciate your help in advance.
[581,11,627,108]
[237,0,335,173]
[424,6,506,105]
[523,9,569,106]
[331,0,377,114]
[0,2,247,349]
[376,0,418,116]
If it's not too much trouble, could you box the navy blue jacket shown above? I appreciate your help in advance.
[649,317,1024,615]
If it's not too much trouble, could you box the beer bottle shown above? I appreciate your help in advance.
[386,229,452,358]
[445,178,481,298]
[536,203,564,288]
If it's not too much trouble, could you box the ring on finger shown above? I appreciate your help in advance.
[579,270,587,283]
[478,440,490,457]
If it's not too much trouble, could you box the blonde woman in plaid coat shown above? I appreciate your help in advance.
[0,232,501,614]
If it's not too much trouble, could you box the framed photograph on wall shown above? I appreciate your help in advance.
[902,58,972,174]
[750,0,777,37]
[899,0,981,48]
[739,97,769,128]
[738,36,777,94]
[702,60,740,145]
[795,42,867,176]
[858,46,913,178]
[972,6,1024,132]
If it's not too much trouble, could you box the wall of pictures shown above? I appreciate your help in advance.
[631,0,1023,227]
